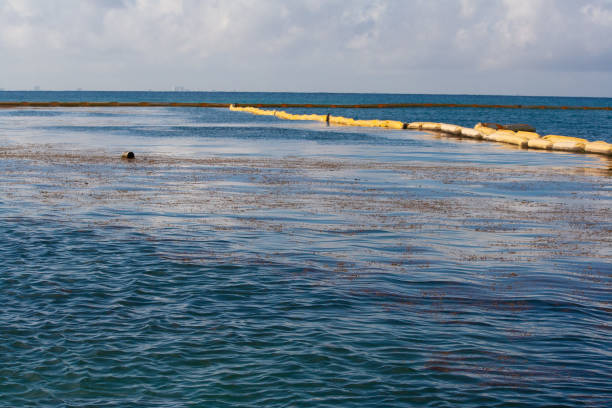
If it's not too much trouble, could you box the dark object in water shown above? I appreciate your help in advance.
[121,151,135,159]
[481,122,537,132]
[503,123,537,132]
[482,122,504,130]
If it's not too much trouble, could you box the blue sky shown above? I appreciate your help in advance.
[1,0,612,96]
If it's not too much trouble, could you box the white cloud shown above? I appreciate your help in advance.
[582,2,612,25]
[0,0,611,95]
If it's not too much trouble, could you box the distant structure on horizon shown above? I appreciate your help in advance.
[173,86,188,92]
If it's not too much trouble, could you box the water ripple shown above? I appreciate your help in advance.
[1,104,611,406]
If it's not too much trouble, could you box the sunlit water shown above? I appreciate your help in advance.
[1,96,611,407]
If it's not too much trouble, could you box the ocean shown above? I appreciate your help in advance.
[1,92,611,407]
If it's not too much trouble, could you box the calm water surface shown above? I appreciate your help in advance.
[2,90,612,143]
[1,95,611,407]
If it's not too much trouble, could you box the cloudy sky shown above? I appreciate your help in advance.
[1,0,612,96]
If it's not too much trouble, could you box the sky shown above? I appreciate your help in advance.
[1,0,612,96]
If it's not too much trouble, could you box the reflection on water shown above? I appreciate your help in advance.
[1,106,611,407]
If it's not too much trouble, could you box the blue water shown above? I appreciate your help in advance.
[1,93,611,407]
[2,90,612,143]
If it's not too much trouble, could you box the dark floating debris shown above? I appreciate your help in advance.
[481,122,537,132]
[503,124,536,132]
[121,151,135,159]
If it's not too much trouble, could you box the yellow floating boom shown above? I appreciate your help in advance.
[227,105,612,157]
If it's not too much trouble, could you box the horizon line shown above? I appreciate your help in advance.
[0,89,610,99]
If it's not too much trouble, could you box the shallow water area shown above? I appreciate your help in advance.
[1,104,611,407]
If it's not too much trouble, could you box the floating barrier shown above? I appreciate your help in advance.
[585,141,612,155]
[552,141,586,153]
[527,139,553,150]
[421,122,442,131]
[275,111,294,120]
[384,120,406,130]
[516,131,541,140]
[329,116,351,125]
[227,105,611,157]
[483,129,514,142]
[2,100,608,157]
[474,123,498,136]
[407,122,424,130]
[201,102,612,111]
[491,132,529,148]
[440,123,462,135]
[543,135,589,144]
[460,127,483,139]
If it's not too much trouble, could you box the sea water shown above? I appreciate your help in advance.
[0,93,611,407]
[2,90,612,143]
